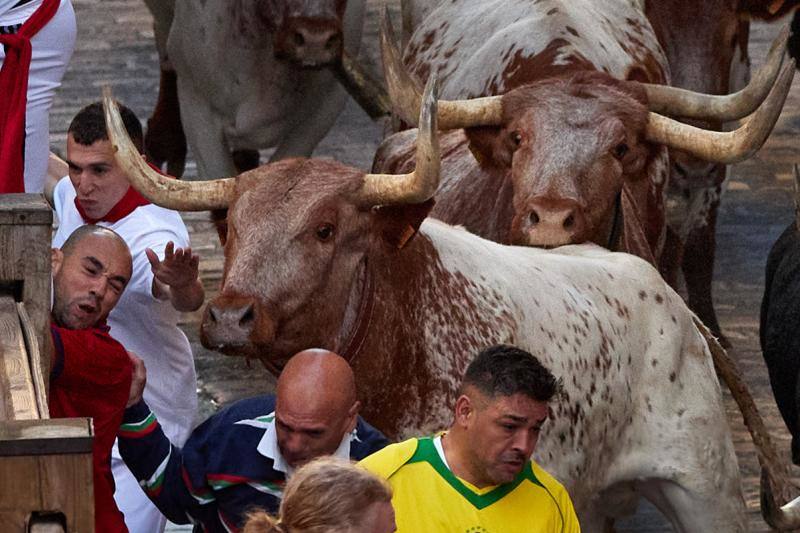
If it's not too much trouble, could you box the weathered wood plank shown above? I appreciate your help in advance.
[0,296,39,421]
[0,194,54,394]
[0,418,93,456]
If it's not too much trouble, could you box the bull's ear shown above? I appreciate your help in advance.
[211,208,229,246]
[374,199,436,249]
[465,126,512,169]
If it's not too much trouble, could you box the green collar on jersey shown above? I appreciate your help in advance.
[407,437,545,510]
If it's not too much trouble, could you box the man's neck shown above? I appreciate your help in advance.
[440,430,493,489]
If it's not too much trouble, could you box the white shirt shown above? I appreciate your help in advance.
[250,411,355,478]
[52,177,197,446]
[0,0,43,24]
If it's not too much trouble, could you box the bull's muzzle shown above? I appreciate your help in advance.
[273,17,343,68]
[200,294,275,355]
[513,197,586,247]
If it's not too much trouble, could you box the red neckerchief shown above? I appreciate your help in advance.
[0,0,60,193]
[75,161,174,223]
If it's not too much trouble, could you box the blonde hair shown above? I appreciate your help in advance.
[243,457,392,533]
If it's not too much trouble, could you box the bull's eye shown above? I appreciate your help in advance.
[612,142,629,160]
[315,223,335,242]
[510,131,522,147]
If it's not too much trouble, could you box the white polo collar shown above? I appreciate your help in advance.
[249,411,356,477]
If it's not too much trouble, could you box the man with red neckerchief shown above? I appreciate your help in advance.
[49,224,143,533]
[47,101,204,533]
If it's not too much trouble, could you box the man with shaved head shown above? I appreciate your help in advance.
[49,225,141,532]
[118,348,388,532]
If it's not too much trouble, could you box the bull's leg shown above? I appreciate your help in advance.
[175,82,238,179]
[145,69,187,176]
[269,71,349,162]
[681,197,727,347]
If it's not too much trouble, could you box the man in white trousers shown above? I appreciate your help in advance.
[0,0,76,193]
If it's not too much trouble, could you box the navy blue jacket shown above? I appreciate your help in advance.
[118,395,389,532]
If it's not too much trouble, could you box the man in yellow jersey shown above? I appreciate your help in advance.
[360,344,581,532]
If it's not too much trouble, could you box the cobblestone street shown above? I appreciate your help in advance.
[49,1,800,530]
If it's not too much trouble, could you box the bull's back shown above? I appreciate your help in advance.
[421,219,725,497]
[404,0,667,98]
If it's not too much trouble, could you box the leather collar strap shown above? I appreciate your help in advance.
[339,260,375,364]
[606,190,623,250]
[0,0,59,193]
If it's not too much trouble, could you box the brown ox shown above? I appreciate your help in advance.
[644,0,800,344]
[102,83,800,530]
[373,1,791,325]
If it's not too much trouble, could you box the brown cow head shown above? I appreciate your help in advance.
[466,74,652,248]
[101,79,440,363]
[267,0,349,67]
[380,12,793,257]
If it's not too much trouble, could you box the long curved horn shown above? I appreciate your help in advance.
[644,58,795,164]
[358,75,440,205]
[642,25,788,121]
[102,87,235,211]
[380,9,502,130]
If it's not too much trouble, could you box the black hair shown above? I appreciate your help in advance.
[462,344,561,402]
[68,101,143,151]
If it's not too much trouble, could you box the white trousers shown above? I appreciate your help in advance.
[112,441,169,533]
[0,0,76,192]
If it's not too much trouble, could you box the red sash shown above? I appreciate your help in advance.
[0,0,60,193]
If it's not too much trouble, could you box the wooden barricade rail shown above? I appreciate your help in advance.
[0,194,95,532]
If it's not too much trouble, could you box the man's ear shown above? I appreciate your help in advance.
[465,126,512,170]
[345,400,360,434]
[51,248,64,277]
[373,199,435,249]
[453,394,474,428]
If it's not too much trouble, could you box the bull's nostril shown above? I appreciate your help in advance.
[293,32,305,47]
[529,210,540,225]
[240,304,255,327]
[563,214,575,229]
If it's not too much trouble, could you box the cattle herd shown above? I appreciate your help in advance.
[91,0,800,530]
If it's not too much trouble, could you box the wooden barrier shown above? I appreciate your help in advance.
[0,194,94,532]
[0,419,94,531]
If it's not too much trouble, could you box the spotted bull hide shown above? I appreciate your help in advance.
[154,0,365,179]
[374,0,671,268]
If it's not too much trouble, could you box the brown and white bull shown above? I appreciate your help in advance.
[374,0,792,344]
[103,81,800,530]
[144,0,389,180]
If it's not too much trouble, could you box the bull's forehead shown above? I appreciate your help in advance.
[230,159,364,224]
[406,0,667,98]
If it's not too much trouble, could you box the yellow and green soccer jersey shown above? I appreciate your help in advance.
[360,436,581,533]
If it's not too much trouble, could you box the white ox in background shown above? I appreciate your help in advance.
[103,80,800,532]
[146,0,368,179]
